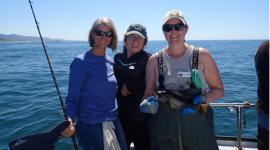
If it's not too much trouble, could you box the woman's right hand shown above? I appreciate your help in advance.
[121,83,132,96]
[61,117,75,137]
[140,54,158,103]
[140,96,159,114]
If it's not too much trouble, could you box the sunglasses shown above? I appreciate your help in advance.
[95,30,113,37]
[162,23,186,32]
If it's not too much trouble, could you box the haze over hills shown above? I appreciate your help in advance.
[0,34,69,42]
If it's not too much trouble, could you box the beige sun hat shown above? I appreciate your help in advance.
[163,10,187,25]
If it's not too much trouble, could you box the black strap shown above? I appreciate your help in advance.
[192,47,199,69]
[189,47,199,88]
[157,50,165,89]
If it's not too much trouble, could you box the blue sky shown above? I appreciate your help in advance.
[0,0,269,41]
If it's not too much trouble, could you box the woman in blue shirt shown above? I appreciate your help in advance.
[62,17,127,150]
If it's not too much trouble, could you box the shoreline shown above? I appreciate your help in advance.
[0,40,87,43]
[0,39,267,43]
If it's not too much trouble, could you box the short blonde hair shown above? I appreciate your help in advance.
[88,17,118,51]
[122,33,148,50]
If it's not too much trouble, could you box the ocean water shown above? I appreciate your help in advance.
[0,40,266,150]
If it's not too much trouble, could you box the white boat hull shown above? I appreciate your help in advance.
[129,136,258,150]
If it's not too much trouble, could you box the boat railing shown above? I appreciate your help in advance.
[210,101,256,150]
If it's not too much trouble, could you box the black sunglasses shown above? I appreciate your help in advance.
[95,30,113,37]
[163,23,186,32]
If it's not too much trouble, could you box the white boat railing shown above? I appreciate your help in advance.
[210,101,256,150]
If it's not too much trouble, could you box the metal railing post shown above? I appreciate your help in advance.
[236,107,242,149]
[210,102,255,150]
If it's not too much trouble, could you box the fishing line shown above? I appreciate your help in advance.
[28,1,78,149]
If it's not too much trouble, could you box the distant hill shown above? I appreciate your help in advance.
[0,34,67,42]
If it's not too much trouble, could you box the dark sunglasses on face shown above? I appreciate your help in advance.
[162,23,186,32]
[95,30,113,37]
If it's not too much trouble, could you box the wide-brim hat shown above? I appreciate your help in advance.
[9,120,70,150]
[163,10,187,25]
[126,23,147,39]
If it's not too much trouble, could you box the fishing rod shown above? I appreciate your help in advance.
[28,1,78,150]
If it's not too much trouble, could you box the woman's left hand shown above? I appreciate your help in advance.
[121,84,132,96]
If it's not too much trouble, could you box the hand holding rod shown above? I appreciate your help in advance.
[28,1,78,149]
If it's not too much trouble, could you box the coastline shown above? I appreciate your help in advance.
[0,39,266,43]
[0,40,86,43]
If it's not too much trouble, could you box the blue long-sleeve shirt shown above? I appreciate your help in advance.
[65,51,118,124]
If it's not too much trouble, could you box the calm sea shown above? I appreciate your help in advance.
[0,40,266,149]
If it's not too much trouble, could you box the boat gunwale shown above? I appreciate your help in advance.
[216,136,257,142]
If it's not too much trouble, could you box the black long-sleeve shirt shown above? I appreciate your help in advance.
[255,40,269,114]
[114,49,151,122]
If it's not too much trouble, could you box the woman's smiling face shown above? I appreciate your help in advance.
[163,18,188,45]
[126,34,144,55]
[92,24,112,49]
